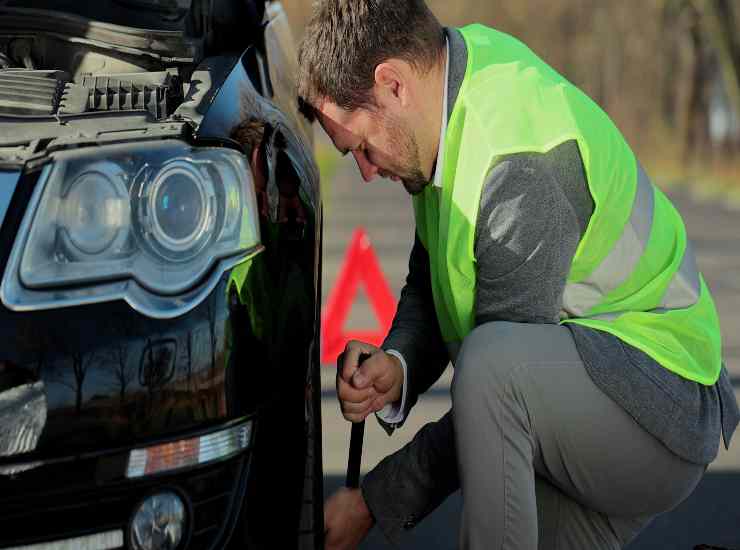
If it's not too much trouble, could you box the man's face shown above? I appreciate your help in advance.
[317,101,429,195]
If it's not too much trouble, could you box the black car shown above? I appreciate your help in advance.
[0,1,324,549]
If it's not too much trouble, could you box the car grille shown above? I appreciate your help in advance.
[0,454,248,549]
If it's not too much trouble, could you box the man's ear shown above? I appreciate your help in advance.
[374,60,410,108]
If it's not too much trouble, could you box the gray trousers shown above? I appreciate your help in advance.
[451,322,706,549]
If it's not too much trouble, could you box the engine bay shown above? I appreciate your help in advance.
[0,68,183,119]
[0,32,198,166]
[0,32,187,119]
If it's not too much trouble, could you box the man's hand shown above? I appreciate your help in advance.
[324,488,374,550]
[337,340,404,423]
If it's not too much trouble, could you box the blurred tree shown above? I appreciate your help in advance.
[662,0,740,161]
[282,0,740,168]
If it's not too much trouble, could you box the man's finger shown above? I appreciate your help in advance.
[339,340,375,383]
[370,393,393,413]
[351,353,394,390]
[337,376,376,404]
[341,396,375,415]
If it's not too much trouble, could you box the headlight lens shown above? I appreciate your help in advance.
[140,159,216,262]
[1,140,262,317]
[61,163,129,256]
[17,140,259,298]
[130,491,187,550]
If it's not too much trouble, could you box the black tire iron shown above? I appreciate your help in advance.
[346,352,371,488]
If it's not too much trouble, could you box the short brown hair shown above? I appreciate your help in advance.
[230,118,266,155]
[297,0,444,114]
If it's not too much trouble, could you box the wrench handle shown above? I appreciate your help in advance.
[346,352,371,488]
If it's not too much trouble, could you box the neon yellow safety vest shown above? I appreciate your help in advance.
[413,24,722,385]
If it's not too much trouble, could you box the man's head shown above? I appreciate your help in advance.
[231,118,268,185]
[231,119,307,225]
[297,0,446,195]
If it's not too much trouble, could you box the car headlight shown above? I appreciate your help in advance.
[1,140,262,318]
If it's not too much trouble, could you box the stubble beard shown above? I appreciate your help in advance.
[384,114,429,196]
[401,151,429,195]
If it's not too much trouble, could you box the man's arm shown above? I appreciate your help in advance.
[473,140,590,325]
[327,234,452,548]
[378,233,450,430]
[332,232,449,431]
[362,410,458,544]
[360,143,590,545]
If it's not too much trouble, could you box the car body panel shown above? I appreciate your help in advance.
[264,3,314,147]
[0,4,198,62]
[0,2,324,548]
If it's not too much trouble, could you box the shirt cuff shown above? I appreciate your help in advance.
[375,349,408,425]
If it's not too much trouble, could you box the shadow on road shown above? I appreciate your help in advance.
[324,474,740,549]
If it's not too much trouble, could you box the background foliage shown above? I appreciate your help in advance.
[282,0,740,187]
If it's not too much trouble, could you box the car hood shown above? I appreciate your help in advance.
[0,0,265,61]
[0,0,199,32]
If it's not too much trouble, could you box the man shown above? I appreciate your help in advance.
[230,118,306,226]
[296,2,740,549]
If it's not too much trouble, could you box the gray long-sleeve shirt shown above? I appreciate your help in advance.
[380,27,739,466]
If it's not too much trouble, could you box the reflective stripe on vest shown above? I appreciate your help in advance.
[585,243,701,322]
[561,163,700,318]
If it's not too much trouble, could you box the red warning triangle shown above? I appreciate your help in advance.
[321,227,397,365]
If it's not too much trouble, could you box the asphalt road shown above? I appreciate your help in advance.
[319,146,740,549]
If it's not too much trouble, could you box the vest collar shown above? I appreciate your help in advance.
[432,37,450,189]
[432,28,468,189]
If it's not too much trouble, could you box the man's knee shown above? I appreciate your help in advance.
[452,322,522,411]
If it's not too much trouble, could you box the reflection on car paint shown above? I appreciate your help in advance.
[0,3,324,544]
[0,379,47,473]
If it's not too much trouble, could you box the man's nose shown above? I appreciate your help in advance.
[352,150,379,182]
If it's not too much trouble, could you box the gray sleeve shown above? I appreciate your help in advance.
[362,410,458,545]
[381,234,449,431]
[474,147,587,325]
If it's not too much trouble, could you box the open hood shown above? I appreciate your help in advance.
[0,0,266,62]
